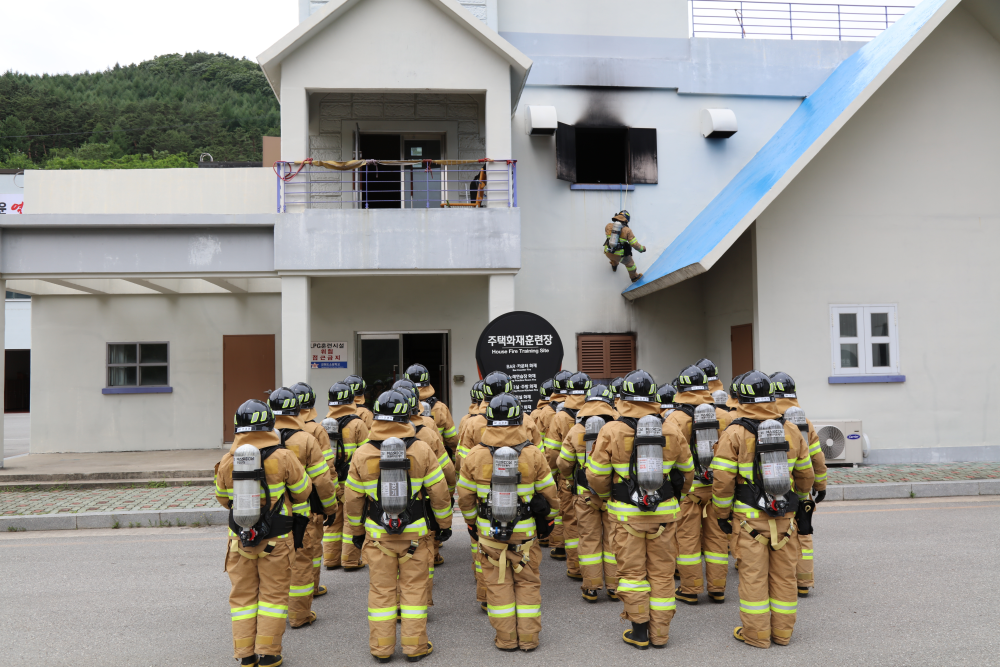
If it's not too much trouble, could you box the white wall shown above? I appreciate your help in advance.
[755,5,1000,454]
[5,299,31,350]
[498,0,689,38]
[700,227,754,384]
[23,168,275,215]
[31,294,281,452]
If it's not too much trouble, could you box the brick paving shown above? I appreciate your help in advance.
[0,485,219,516]
[827,462,1000,485]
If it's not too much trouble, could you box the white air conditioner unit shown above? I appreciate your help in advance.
[812,419,864,464]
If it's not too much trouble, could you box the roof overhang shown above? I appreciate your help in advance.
[623,0,961,301]
[257,0,532,113]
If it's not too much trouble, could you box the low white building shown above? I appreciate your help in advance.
[2,0,997,465]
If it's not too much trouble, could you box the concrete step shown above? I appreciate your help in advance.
[0,477,214,491]
[0,507,229,531]
[0,469,214,483]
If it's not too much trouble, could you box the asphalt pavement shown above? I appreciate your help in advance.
[2,496,997,666]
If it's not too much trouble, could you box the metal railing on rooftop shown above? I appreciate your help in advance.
[276,159,517,212]
[691,0,917,40]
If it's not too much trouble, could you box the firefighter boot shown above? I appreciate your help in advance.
[258,656,283,666]
[623,621,650,650]
[550,547,567,560]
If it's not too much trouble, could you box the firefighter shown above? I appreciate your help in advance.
[609,376,625,412]
[695,358,726,394]
[320,381,370,571]
[603,210,646,283]
[541,370,572,555]
[343,390,452,662]
[457,393,560,652]
[216,399,314,666]
[456,380,488,607]
[557,384,620,602]
[532,379,556,547]
[666,366,733,605]
[455,381,488,471]
[710,370,814,648]
[405,363,460,457]
[587,370,694,650]
[345,374,374,428]
[770,371,827,598]
[659,385,677,418]
[545,370,591,575]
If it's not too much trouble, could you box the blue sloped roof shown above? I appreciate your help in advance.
[623,0,957,299]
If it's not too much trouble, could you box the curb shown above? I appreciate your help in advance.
[0,469,215,483]
[0,507,228,532]
[0,478,214,491]
[825,479,1000,501]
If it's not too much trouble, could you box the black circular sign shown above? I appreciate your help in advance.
[475,311,564,412]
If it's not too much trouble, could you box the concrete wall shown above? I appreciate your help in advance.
[308,275,490,419]
[755,5,1000,457]
[23,168,275,215]
[279,0,513,162]
[498,0,689,39]
[31,294,281,452]
[5,299,31,350]
[700,226,754,384]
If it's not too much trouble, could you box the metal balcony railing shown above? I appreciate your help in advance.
[276,159,517,212]
[691,0,916,40]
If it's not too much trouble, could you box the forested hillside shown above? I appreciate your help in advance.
[0,52,279,169]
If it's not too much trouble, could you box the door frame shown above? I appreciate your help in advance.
[356,330,450,404]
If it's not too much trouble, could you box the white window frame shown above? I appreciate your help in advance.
[830,305,899,376]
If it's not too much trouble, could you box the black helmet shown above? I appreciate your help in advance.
[290,382,316,409]
[392,378,416,392]
[393,384,419,415]
[585,384,614,407]
[539,378,555,399]
[566,371,592,395]
[737,370,775,404]
[482,371,513,398]
[695,358,719,381]
[659,385,677,407]
[769,371,797,398]
[486,393,523,426]
[676,365,709,393]
[268,387,300,416]
[729,373,746,400]
[344,374,366,398]
[372,390,411,423]
[621,369,657,402]
[609,377,625,395]
[235,399,275,434]
[472,380,485,402]
[404,363,431,387]
[552,370,573,393]
[328,382,353,406]
[612,210,630,224]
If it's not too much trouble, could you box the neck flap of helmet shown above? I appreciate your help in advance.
[231,429,280,453]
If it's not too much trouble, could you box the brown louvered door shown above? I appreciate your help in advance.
[577,334,635,384]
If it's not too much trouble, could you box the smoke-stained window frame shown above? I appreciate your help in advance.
[556,123,658,185]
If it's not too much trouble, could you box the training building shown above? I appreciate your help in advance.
[1,0,997,466]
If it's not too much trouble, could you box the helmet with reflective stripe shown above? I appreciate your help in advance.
[392,383,419,415]
[404,363,431,387]
[472,380,485,402]
[539,378,555,399]
[769,371,797,398]
[729,373,746,400]
[486,393,523,426]
[344,375,367,398]
[620,369,657,402]
[695,358,719,381]
[552,370,573,393]
[373,390,412,423]
[612,210,630,224]
[676,365,709,393]
[585,384,614,407]
[658,385,677,408]
[268,387,300,416]
[290,382,316,409]
[737,370,775,404]
[609,377,625,396]
[328,381,353,406]
[566,371,592,395]
[482,371,513,398]
[235,399,275,433]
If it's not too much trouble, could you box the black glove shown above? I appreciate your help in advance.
[717,517,733,535]
[529,493,551,517]
[323,511,338,527]
[436,528,452,542]
[534,514,555,539]
[352,534,365,549]
[467,523,478,540]
[814,489,826,503]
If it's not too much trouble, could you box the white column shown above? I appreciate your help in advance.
[281,276,311,389]
[0,279,6,467]
[488,274,515,323]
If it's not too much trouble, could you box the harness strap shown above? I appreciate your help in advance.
[373,540,420,564]
[623,523,666,540]
[739,519,795,551]
[230,539,277,560]
[479,537,536,584]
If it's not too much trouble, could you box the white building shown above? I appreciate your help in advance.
[2,0,997,465]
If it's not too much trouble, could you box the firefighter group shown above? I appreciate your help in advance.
[215,359,827,665]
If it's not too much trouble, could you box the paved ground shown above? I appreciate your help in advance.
[3,413,29,459]
[1,496,996,666]
[826,461,1000,484]
[0,448,223,477]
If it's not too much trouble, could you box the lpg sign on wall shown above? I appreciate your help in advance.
[0,195,23,214]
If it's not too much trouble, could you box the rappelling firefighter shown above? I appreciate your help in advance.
[604,210,646,283]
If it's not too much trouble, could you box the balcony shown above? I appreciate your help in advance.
[276,159,517,212]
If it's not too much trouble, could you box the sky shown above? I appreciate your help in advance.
[0,0,300,76]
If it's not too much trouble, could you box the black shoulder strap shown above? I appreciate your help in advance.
[259,444,282,462]
[336,414,360,430]
[564,407,579,419]
[617,415,638,431]
[426,396,438,408]
[730,418,760,438]
[673,403,695,418]
[277,429,302,447]
[414,423,425,435]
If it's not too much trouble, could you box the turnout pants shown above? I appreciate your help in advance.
[734,516,799,648]
[470,535,487,603]
[479,538,542,650]
[575,495,618,592]
[605,251,636,272]
[323,485,345,567]
[548,473,564,549]
[560,480,580,575]
[796,533,814,588]
[611,520,678,647]
[225,536,293,659]
[676,486,729,596]
[363,536,432,658]
[289,514,324,625]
